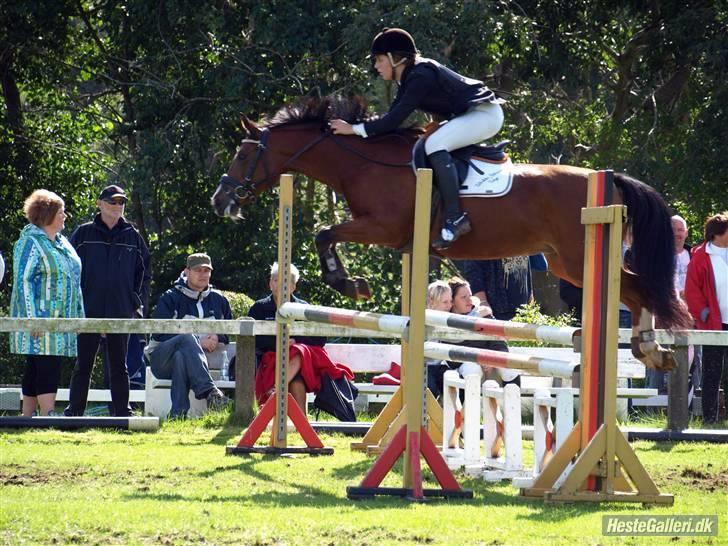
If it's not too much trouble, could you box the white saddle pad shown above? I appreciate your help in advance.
[459,156,513,197]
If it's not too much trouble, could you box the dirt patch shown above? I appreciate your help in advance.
[1,463,89,486]
[661,463,728,493]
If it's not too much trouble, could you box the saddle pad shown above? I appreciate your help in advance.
[460,156,513,197]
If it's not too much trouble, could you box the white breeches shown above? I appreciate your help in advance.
[425,102,504,155]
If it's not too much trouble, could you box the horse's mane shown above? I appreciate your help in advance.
[263,95,422,136]
[264,95,376,127]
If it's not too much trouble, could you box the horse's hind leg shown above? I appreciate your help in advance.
[552,253,677,372]
[621,272,677,372]
[315,228,371,300]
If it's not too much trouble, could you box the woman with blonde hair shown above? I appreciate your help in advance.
[10,190,84,416]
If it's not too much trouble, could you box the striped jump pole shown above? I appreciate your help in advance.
[425,310,579,347]
[424,341,578,379]
[278,302,410,335]
[0,416,159,431]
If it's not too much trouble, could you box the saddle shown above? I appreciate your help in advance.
[412,139,513,197]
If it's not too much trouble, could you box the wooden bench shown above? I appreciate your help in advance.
[307,344,650,416]
[140,341,654,419]
[0,387,145,412]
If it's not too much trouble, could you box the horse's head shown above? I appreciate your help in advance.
[211,116,274,220]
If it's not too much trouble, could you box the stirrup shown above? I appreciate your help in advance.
[433,213,471,250]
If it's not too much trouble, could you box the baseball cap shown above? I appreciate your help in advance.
[98,185,128,203]
[186,253,213,270]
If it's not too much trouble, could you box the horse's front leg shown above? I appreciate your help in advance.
[315,227,371,300]
[314,218,405,300]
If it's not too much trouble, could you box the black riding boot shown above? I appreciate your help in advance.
[429,150,471,250]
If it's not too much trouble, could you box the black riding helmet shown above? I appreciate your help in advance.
[370,28,418,59]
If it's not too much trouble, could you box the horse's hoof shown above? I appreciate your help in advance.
[338,278,361,300]
[656,348,677,372]
[354,278,371,300]
[639,345,677,372]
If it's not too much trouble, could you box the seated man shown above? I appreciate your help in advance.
[249,262,347,412]
[145,253,231,418]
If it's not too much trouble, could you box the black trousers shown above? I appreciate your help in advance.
[22,355,63,396]
[66,333,131,416]
[701,324,728,423]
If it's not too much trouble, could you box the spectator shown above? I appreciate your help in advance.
[685,212,728,424]
[248,262,350,412]
[426,280,453,398]
[447,277,517,385]
[145,253,231,418]
[559,279,583,325]
[672,215,692,299]
[455,257,534,322]
[10,190,84,416]
[64,185,151,417]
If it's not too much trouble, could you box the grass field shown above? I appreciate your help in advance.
[1,412,726,546]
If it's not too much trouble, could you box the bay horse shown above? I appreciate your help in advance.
[211,96,690,371]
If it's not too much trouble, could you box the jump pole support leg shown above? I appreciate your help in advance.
[520,169,672,504]
[347,169,471,501]
[227,174,332,457]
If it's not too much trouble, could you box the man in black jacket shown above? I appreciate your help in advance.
[64,185,151,417]
[146,253,231,418]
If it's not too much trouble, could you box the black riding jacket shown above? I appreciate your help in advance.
[363,57,498,137]
[70,214,151,319]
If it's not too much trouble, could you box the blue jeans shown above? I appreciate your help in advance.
[148,334,216,417]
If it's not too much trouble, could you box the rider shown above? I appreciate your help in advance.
[330,28,505,249]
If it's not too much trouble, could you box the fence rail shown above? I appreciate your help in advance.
[1,317,726,345]
[1,317,726,428]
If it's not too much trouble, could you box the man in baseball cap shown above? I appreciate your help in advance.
[64,182,150,417]
[98,185,129,203]
[145,251,232,418]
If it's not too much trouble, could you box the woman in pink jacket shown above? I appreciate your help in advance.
[684,212,728,423]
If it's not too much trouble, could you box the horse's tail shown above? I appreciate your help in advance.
[614,173,690,329]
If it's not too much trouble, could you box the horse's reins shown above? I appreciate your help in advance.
[328,132,413,168]
[219,125,413,204]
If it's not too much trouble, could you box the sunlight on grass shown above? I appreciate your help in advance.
[1,415,726,545]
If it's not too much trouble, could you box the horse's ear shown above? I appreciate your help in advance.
[240,115,261,138]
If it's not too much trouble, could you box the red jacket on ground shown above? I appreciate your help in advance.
[254,344,353,405]
[684,242,723,330]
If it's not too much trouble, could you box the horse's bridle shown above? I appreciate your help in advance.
[218,127,334,204]
[218,125,413,205]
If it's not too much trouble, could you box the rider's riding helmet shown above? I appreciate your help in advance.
[370,28,418,59]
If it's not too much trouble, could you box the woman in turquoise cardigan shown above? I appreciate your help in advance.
[10,189,84,416]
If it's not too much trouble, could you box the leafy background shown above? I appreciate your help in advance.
[1,1,726,383]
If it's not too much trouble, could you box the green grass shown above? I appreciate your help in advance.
[1,413,726,545]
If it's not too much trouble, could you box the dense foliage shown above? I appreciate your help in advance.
[1,2,726,381]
